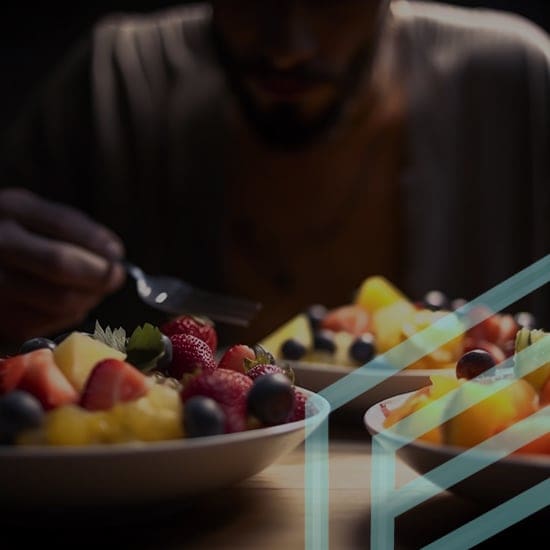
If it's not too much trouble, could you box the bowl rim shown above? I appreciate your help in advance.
[0,386,331,459]
[364,391,550,469]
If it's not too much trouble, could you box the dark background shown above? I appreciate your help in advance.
[1,1,549,131]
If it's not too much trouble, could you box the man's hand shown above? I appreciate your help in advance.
[0,188,126,343]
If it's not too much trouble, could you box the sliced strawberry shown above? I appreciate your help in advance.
[320,304,372,336]
[16,349,79,410]
[80,359,151,411]
[218,344,255,373]
[0,355,29,394]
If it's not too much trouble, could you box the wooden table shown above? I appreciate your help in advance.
[1,413,546,549]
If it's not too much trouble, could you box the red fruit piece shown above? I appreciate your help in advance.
[180,368,253,433]
[218,344,255,373]
[160,315,218,353]
[0,355,29,394]
[16,349,79,410]
[169,334,217,379]
[466,308,519,348]
[540,377,550,406]
[80,359,151,411]
[321,304,372,336]
[287,388,307,422]
[496,313,520,346]
[246,364,291,382]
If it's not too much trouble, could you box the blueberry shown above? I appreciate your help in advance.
[313,330,336,354]
[349,334,376,364]
[422,290,450,311]
[156,334,173,370]
[281,339,307,360]
[0,391,44,444]
[456,349,496,380]
[247,373,295,426]
[305,304,328,331]
[19,337,57,354]
[183,396,226,437]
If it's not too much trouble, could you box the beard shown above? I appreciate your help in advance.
[209,24,384,151]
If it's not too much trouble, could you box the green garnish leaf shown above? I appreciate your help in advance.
[93,320,127,353]
[126,323,165,372]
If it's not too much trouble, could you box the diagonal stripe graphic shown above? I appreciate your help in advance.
[304,255,550,550]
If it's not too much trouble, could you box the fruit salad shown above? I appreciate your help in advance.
[381,326,550,457]
[0,317,309,447]
[259,276,532,371]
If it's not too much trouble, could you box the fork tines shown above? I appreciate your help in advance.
[171,288,262,327]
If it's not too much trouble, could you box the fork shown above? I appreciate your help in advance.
[122,260,262,326]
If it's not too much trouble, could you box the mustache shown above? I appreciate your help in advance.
[238,60,339,85]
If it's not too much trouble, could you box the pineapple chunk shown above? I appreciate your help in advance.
[110,384,183,442]
[355,275,409,312]
[45,405,111,446]
[53,332,126,391]
[258,314,313,360]
[372,300,416,354]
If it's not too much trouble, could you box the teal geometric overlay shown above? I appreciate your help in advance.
[304,254,550,549]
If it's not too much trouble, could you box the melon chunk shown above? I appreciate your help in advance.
[53,332,126,391]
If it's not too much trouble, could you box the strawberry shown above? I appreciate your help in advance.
[160,315,218,353]
[80,358,151,411]
[246,363,294,383]
[320,304,372,336]
[0,355,29,394]
[16,349,79,410]
[168,334,217,379]
[287,388,307,422]
[218,344,255,373]
[180,368,253,433]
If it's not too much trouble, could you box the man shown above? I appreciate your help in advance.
[0,0,548,348]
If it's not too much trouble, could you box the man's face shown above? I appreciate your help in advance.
[211,0,390,149]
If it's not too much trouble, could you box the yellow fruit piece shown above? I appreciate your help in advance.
[304,331,356,366]
[400,309,464,370]
[53,332,127,391]
[355,276,409,312]
[45,405,110,446]
[428,374,463,399]
[384,375,462,444]
[442,378,538,448]
[372,300,417,354]
[333,331,355,366]
[514,329,550,392]
[110,384,183,443]
[43,385,183,446]
[258,313,313,360]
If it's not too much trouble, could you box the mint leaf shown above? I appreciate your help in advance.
[126,323,165,372]
[93,320,127,353]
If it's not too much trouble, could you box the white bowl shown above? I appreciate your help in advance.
[289,359,455,413]
[364,392,550,504]
[0,388,330,508]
